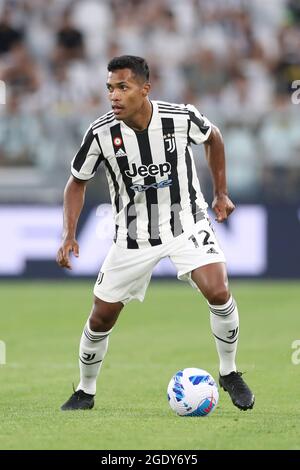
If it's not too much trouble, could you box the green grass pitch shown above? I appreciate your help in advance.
[0,280,299,450]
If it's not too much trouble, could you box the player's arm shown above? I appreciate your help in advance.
[204,125,235,223]
[187,104,235,222]
[56,125,103,269]
[56,176,87,270]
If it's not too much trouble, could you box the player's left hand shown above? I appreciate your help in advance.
[212,194,235,222]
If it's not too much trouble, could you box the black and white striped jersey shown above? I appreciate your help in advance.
[71,100,212,249]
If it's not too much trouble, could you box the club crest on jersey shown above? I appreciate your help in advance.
[164,133,176,153]
[113,136,123,147]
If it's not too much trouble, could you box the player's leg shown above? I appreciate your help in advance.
[170,215,254,410]
[192,262,254,410]
[77,297,123,391]
[191,262,237,376]
[61,242,161,411]
[61,297,123,411]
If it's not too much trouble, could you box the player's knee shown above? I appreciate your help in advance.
[89,312,115,332]
[89,297,123,332]
[206,287,230,305]
[89,315,110,332]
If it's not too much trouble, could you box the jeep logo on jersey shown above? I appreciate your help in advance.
[164,133,176,153]
[125,162,171,178]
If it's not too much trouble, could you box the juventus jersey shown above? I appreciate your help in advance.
[71,100,212,249]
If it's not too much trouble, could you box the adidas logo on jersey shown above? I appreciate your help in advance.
[125,162,171,178]
[115,148,127,158]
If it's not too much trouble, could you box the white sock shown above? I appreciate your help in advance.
[76,320,113,395]
[208,295,239,376]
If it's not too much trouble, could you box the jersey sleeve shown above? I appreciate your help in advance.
[71,126,104,180]
[186,104,212,144]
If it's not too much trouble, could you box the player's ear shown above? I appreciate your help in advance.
[142,81,151,97]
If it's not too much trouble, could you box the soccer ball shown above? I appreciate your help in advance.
[167,368,219,417]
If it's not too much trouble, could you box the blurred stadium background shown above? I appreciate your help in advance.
[1,0,300,451]
[0,0,299,280]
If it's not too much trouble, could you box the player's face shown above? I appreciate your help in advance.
[106,69,149,120]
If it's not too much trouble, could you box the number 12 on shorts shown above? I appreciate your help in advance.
[188,229,215,249]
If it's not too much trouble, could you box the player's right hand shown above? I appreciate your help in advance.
[56,239,79,270]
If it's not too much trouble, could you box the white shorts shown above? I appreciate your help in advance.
[93,216,226,305]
